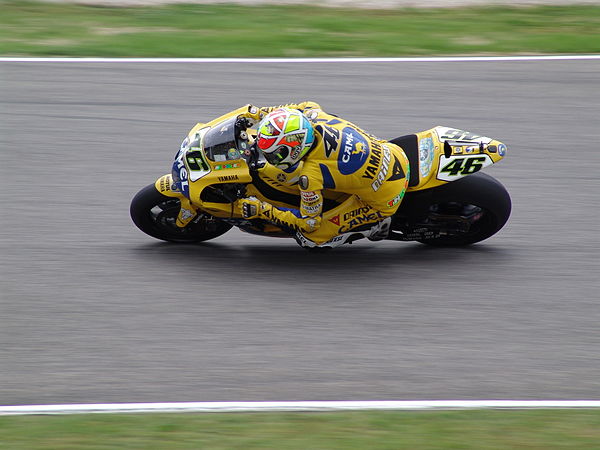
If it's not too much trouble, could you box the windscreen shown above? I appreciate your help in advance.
[203,117,243,162]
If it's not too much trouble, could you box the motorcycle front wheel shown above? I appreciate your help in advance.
[130,184,232,243]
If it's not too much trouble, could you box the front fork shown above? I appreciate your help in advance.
[154,174,198,228]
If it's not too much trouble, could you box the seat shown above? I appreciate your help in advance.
[389,134,420,187]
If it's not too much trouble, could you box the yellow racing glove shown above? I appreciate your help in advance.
[236,196,321,233]
[237,196,271,219]
[241,105,263,126]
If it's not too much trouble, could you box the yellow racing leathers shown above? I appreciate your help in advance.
[238,102,410,246]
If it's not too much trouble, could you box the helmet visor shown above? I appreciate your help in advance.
[264,145,290,166]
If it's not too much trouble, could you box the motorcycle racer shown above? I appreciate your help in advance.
[236,102,410,247]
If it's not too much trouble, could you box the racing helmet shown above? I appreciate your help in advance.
[255,108,315,169]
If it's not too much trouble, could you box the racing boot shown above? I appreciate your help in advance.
[367,216,392,241]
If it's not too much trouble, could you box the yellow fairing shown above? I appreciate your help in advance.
[173,109,255,223]
[155,174,180,198]
[184,158,253,221]
[405,126,507,191]
[154,174,199,227]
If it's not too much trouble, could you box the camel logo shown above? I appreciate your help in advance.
[338,127,370,175]
[352,142,367,156]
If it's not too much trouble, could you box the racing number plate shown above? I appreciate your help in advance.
[436,154,493,181]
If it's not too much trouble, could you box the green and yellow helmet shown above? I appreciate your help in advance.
[256,108,315,169]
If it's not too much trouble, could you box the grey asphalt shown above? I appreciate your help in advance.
[1,60,599,406]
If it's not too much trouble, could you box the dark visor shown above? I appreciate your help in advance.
[264,146,289,165]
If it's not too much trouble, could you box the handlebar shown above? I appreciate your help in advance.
[236,117,265,171]
[247,143,266,171]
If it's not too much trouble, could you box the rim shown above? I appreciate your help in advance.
[425,202,494,240]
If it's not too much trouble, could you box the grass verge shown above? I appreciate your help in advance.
[1,410,600,448]
[1,2,600,57]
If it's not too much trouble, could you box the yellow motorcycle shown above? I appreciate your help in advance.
[130,107,511,247]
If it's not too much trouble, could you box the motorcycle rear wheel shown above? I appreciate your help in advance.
[397,172,511,246]
[130,184,232,243]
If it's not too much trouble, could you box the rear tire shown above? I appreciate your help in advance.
[395,173,511,246]
[130,184,232,243]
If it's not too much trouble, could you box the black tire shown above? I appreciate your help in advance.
[130,184,232,243]
[396,172,511,246]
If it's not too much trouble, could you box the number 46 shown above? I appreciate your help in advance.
[440,157,486,176]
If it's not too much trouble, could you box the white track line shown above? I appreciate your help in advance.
[1,55,600,63]
[2,53,598,416]
[2,400,600,415]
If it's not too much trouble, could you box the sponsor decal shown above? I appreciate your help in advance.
[302,202,322,215]
[369,145,392,192]
[322,235,345,245]
[338,209,385,234]
[338,127,370,175]
[215,163,240,171]
[277,173,286,183]
[387,198,396,208]
[387,192,404,208]
[218,174,239,182]
[361,141,383,180]
[435,127,493,148]
[172,154,189,197]
[498,144,507,156]
[387,155,405,182]
[158,176,171,193]
[319,125,340,158]
[290,147,302,160]
[329,215,340,226]
[295,232,312,247]
[295,230,345,248]
[180,208,194,221]
[439,128,483,142]
[418,137,435,178]
[301,190,319,203]
[180,137,190,151]
[343,206,373,222]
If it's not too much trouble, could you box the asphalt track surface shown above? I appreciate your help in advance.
[1,60,599,406]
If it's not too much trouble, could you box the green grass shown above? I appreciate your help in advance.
[2,3,599,447]
[1,1,600,57]
[1,410,600,449]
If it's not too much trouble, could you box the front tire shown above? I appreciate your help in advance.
[130,184,232,243]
